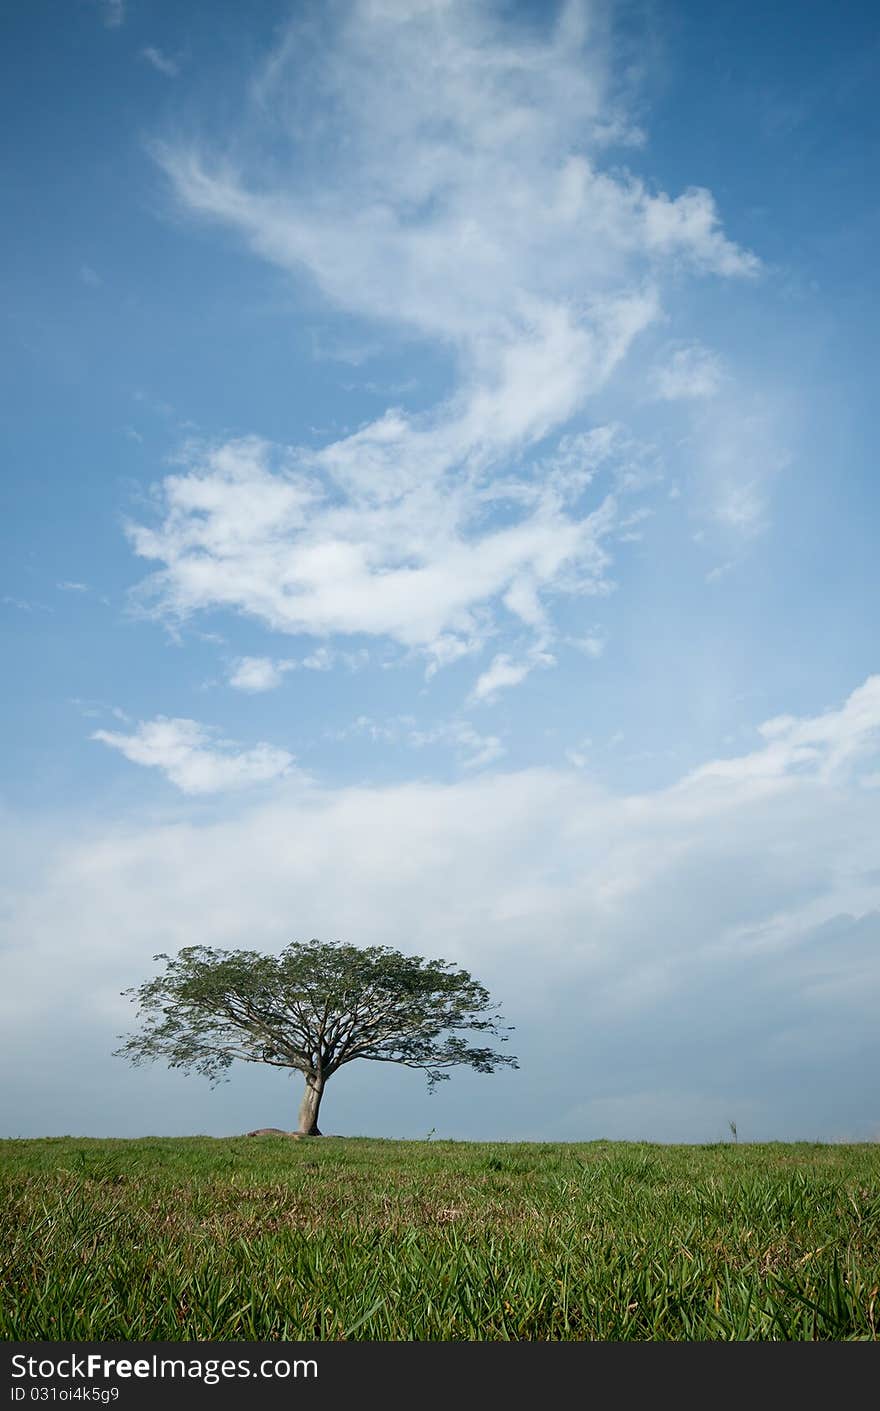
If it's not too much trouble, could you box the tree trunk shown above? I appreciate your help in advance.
[297,1075,325,1135]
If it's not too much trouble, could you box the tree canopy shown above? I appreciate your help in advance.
[116,939,518,1134]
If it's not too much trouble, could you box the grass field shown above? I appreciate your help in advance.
[2,1136,878,1340]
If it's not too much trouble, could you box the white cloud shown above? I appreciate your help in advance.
[330,713,505,770]
[408,719,505,770]
[470,648,555,704]
[329,714,407,746]
[128,433,621,662]
[568,632,606,658]
[301,646,334,671]
[91,716,295,794]
[226,646,364,690]
[228,656,294,693]
[79,265,102,288]
[566,735,592,769]
[5,676,880,1139]
[160,3,756,358]
[423,633,483,680]
[227,646,363,688]
[2,595,52,613]
[650,344,723,401]
[685,393,792,541]
[57,581,89,594]
[470,654,532,703]
[98,0,124,28]
[686,675,880,789]
[141,46,179,77]
[71,700,130,723]
[130,2,758,669]
[705,560,735,584]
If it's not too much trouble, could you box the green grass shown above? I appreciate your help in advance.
[1,1136,878,1340]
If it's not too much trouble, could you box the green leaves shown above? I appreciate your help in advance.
[116,938,518,1089]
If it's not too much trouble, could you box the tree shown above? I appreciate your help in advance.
[116,939,518,1135]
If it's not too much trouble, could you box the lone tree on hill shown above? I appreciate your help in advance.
[116,939,518,1136]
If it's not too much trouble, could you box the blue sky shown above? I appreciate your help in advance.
[2,0,879,1142]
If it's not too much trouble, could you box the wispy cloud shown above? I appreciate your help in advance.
[78,264,102,288]
[565,735,593,769]
[408,719,505,770]
[2,594,52,613]
[692,396,791,539]
[227,656,295,693]
[684,675,880,791]
[301,646,335,671]
[57,581,89,594]
[91,716,295,794]
[568,631,606,659]
[470,648,555,704]
[131,1,758,672]
[97,0,125,29]
[650,344,723,400]
[141,46,179,78]
[330,713,505,770]
[226,645,365,692]
[9,675,880,1140]
[71,700,130,723]
[127,433,621,668]
[705,560,735,584]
